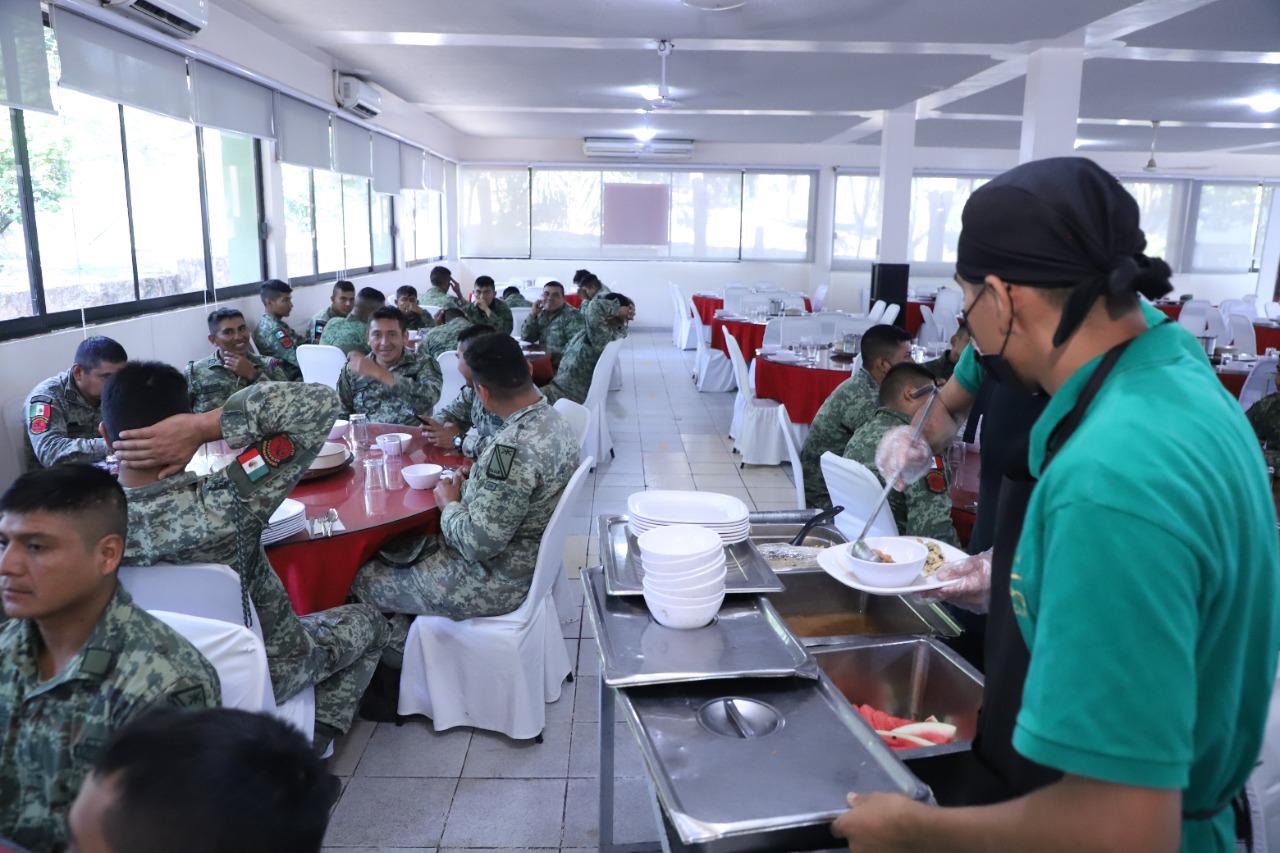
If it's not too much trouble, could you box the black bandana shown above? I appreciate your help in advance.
[955,157,1173,346]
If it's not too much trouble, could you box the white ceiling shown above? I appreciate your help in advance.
[223,0,1280,154]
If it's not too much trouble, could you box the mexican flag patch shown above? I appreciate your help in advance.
[237,447,269,482]
[28,402,50,420]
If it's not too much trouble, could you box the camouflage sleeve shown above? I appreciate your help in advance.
[25,391,107,467]
[215,382,339,522]
[521,310,546,343]
[905,477,961,548]
[397,358,441,417]
[337,366,355,414]
[184,361,198,410]
[438,385,474,428]
[495,303,514,335]
[440,440,539,562]
[1246,398,1280,471]
[256,357,291,383]
[255,323,300,368]
[583,297,625,347]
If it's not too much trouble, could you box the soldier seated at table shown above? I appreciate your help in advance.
[521,280,585,370]
[502,285,533,308]
[542,293,634,405]
[319,287,385,355]
[422,325,505,458]
[101,363,389,754]
[0,465,220,853]
[422,307,472,362]
[922,325,971,384]
[800,323,913,509]
[575,272,610,305]
[843,362,960,547]
[185,308,290,414]
[465,275,514,335]
[1247,387,1280,472]
[394,285,434,332]
[338,307,443,426]
[252,280,303,381]
[422,265,467,311]
[23,336,127,469]
[351,333,579,669]
[306,280,355,344]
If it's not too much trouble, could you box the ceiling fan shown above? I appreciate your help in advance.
[1142,120,1211,173]
[647,40,683,111]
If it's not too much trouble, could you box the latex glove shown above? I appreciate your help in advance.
[874,425,933,492]
[919,550,991,614]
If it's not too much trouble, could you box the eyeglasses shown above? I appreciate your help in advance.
[953,272,989,332]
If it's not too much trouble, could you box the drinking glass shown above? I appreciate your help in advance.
[376,434,403,458]
[350,414,370,449]
[362,456,386,492]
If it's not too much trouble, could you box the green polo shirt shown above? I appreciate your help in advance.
[1009,316,1279,851]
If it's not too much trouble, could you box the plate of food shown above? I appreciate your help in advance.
[816,535,962,595]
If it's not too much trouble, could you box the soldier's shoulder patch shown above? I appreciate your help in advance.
[487,443,517,480]
[236,446,270,482]
[261,434,295,467]
[169,684,209,708]
[925,455,947,494]
[28,400,52,422]
[80,648,117,678]
[29,394,54,406]
[28,416,49,435]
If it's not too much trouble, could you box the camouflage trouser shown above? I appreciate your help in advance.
[801,456,830,510]
[292,603,390,735]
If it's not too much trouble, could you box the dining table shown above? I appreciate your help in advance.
[1253,320,1280,354]
[905,298,933,336]
[710,316,767,364]
[526,350,554,384]
[1154,302,1184,320]
[265,424,467,615]
[1216,361,1255,397]
[692,293,813,327]
[754,350,859,424]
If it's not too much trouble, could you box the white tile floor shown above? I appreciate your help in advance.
[322,330,800,852]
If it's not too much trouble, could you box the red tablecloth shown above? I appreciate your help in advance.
[711,318,766,364]
[527,352,554,384]
[1218,368,1249,397]
[691,294,813,326]
[755,356,853,423]
[565,294,583,308]
[906,300,932,336]
[1155,303,1183,319]
[1254,323,1280,353]
[266,425,466,614]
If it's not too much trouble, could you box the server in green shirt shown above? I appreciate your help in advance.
[833,157,1279,852]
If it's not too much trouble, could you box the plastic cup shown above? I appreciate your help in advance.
[376,434,403,458]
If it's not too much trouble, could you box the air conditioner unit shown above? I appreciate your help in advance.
[335,74,383,119]
[583,137,694,161]
[102,0,207,39]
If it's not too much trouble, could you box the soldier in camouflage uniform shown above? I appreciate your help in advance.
[104,366,389,748]
[305,280,355,343]
[352,334,579,661]
[185,308,290,414]
[421,265,467,311]
[921,325,970,383]
[422,308,472,361]
[541,292,633,405]
[252,279,303,381]
[465,276,515,335]
[0,466,219,853]
[1247,387,1280,473]
[503,286,533,308]
[319,286,385,356]
[799,323,913,509]
[395,285,435,332]
[522,280,585,370]
[337,307,443,425]
[22,336,127,469]
[575,272,610,305]
[843,363,959,547]
[422,325,506,458]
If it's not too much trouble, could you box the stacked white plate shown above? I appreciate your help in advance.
[261,498,307,545]
[637,525,726,629]
[628,490,750,545]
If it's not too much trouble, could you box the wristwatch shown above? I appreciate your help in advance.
[452,434,464,451]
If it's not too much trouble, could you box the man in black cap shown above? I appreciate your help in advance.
[832,158,1278,852]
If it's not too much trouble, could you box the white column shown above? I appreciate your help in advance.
[1018,47,1085,163]
[810,167,837,295]
[877,107,915,265]
[1255,187,1280,301]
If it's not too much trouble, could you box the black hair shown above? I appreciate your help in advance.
[860,323,913,369]
[90,708,339,853]
[474,275,495,291]
[395,285,418,299]
[601,292,633,308]
[259,279,291,302]
[206,308,244,334]
[457,323,498,348]
[369,306,407,332]
[543,280,565,295]
[100,361,191,444]
[429,265,452,286]
[572,269,592,284]
[333,280,355,294]
[878,362,938,409]
[74,336,128,371]
[464,333,531,399]
[502,286,521,297]
[579,274,602,291]
[357,287,385,304]
[0,464,127,544]
[438,307,466,323]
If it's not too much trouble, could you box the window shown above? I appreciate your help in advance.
[908,175,988,263]
[313,169,343,275]
[204,129,264,288]
[1191,183,1273,272]
[531,168,600,257]
[460,166,530,258]
[0,114,34,321]
[372,193,393,267]
[833,173,881,262]
[402,189,443,263]
[671,170,742,259]
[281,163,315,279]
[1121,180,1177,261]
[741,172,812,260]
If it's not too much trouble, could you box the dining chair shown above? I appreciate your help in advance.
[1231,314,1258,355]
[1265,302,1280,321]
[820,452,898,541]
[148,610,274,714]
[688,296,737,393]
[775,405,806,510]
[723,334,786,466]
[812,283,830,312]
[866,300,888,323]
[1177,303,1210,337]
[918,305,944,346]
[435,350,467,411]
[296,344,346,389]
[552,398,591,459]
[509,307,532,339]
[880,303,901,326]
[1239,357,1278,411]
[583,339,625,464]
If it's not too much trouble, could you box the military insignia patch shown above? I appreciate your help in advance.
[262,434,295,467]
[29,416,49,434]
[236,447,270,482]
[487,444,517,480]
[925,455,947,493]
[28,401,51,420]
[169,685,209,708]
[282,337,294,348]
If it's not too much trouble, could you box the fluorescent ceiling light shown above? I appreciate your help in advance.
[1243,91,1280,113]
[632,126,658,142]
[636,85,661,102]
[683,0,747,9]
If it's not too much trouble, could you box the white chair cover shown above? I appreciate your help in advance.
[866,300,888,323]
[723,335,786,466]
[1241,294,1259,320]
[1178,302,1210,337]
[812,283,829,312]
[296,344,346,389]
[669,284,685,348]
[933,287,963,320]
[1239,357,1278,411]
[584,339,625,465]
[1265,302,1280,321]
[1221,299,1247,321]
[148,610,273,713]
[553,398,591,456]
[1231,314,1259,355]
[436,350,467,411]
[918,305,944,345]
[775,406,806,509]
[688,296,736,393]
[610,356,623,392]
[397,458,593,739]
[509,307,532,339]
[880,304,901,326]
[820,452,898,540]
[1205,307,1230,344]
[675,287,699,350]
[722,286,752,314]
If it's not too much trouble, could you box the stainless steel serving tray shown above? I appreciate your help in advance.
[600,514,784,596]
[766,569,961,646]
[616,673,932,853]
[581,567,814,688]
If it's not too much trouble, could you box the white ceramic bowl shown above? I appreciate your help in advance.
[639,546,724,570]
[328,419,350,441]
[643,582,726,606]
[641,554,726,581]
[402,463,443,490]
[843,536,929,587]
[637,524,722,561]
[643,591,724,629]
[382,432,412,452]
[313,442,349,466]
[642,570,726,598]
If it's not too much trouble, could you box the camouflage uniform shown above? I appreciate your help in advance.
[844,408,960,547]
[504,292,533,308]
[22,370,107,469]
[121,383,389,738]
[305,306,343,343]
[466,298,514,335]
[184,350,290,414]
[252,313,303,381]
[921,353,956,383]
[318,314,371,356]
[1247,391,1280,473]
[437,385,505,458]
[337,349,443,425]
[351,400,579,659]
[799,369,879,509]
[422,316,473,362]
[541,297,628,405]
[403,310,434,332]
[421,286,466,311]
[521,304,585,369]
[0,586,219,853]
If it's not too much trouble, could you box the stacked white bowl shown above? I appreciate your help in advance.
[637,524,727,629]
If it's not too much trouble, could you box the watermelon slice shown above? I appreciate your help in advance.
[856,704,955,750]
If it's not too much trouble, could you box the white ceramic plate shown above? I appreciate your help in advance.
[817,544,961,595]
[267,498,305,526]
[628,490,749,526]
